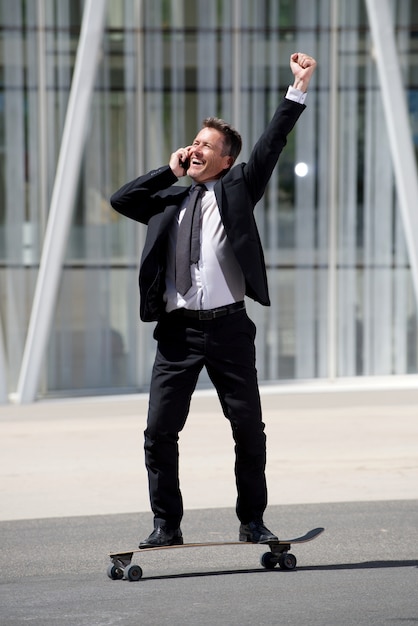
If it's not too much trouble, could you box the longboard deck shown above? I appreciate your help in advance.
[110,526,324,559]
[107,527,324,580]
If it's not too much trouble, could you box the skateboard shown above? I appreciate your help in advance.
[107,526,324,581]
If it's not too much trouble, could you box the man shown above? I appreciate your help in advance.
[111,52,317,548]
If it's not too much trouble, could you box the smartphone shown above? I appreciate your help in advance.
[180,157,190,170]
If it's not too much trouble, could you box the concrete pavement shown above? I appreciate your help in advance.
[1,381,418,626]
[1,380,417,522]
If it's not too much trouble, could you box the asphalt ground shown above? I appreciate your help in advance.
[1,502,417,625]
[1,383,418,624]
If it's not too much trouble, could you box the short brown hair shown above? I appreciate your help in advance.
[202,117,242,165]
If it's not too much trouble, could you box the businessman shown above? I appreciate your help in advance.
[111,52,317,548]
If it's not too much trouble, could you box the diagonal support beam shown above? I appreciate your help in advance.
[16,0,108,403]
[365,0,418,310]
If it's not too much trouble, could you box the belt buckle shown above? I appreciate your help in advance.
[198,310,215,320]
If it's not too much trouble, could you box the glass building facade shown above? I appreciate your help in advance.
[0,0,418,401]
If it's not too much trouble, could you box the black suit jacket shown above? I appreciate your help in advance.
[110,97,306,322]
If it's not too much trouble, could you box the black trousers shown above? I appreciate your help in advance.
[144,307,267,528]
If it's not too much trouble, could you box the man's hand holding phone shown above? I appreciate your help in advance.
[169,146,192,177]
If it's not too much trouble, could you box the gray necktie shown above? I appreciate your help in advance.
[175,184,206,295]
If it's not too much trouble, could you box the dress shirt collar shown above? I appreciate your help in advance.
[191,179,216,192]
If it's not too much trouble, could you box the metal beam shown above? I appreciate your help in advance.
[327,0,339,381]
[16,0,108,403]
[364,0,418,309]
[232,0,242,129]
[0,315,7,403]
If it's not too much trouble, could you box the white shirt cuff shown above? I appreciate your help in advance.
[285,85,307,105]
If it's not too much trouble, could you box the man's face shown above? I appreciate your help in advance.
[187,127,233,182]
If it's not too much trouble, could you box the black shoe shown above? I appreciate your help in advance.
[239,520,278,543]
[139,524,183,549]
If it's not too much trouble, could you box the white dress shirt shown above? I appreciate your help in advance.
[164,181,245,311]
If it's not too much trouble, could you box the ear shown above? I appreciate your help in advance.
[224,155,234,170]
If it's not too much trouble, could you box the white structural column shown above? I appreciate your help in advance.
[16,0,108,403]
[364,0,418,309]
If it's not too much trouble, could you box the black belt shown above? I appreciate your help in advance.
[173,301,245,321]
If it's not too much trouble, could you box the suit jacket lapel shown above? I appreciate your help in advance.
[141,189,190,262]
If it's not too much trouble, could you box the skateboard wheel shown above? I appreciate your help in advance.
[123,563,143,581]
[260,552,278,569]
[278,553,297,570]
[107,564,123,580]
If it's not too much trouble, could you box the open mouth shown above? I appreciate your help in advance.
[191,159,203,166]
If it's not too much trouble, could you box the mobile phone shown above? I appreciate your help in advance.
[180,157,190,170]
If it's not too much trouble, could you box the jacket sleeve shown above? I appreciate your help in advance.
[110,166,178,225]
[243,97,306,206]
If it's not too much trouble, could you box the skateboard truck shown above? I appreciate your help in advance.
[260,541,296,570]
[107,553,142,582]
